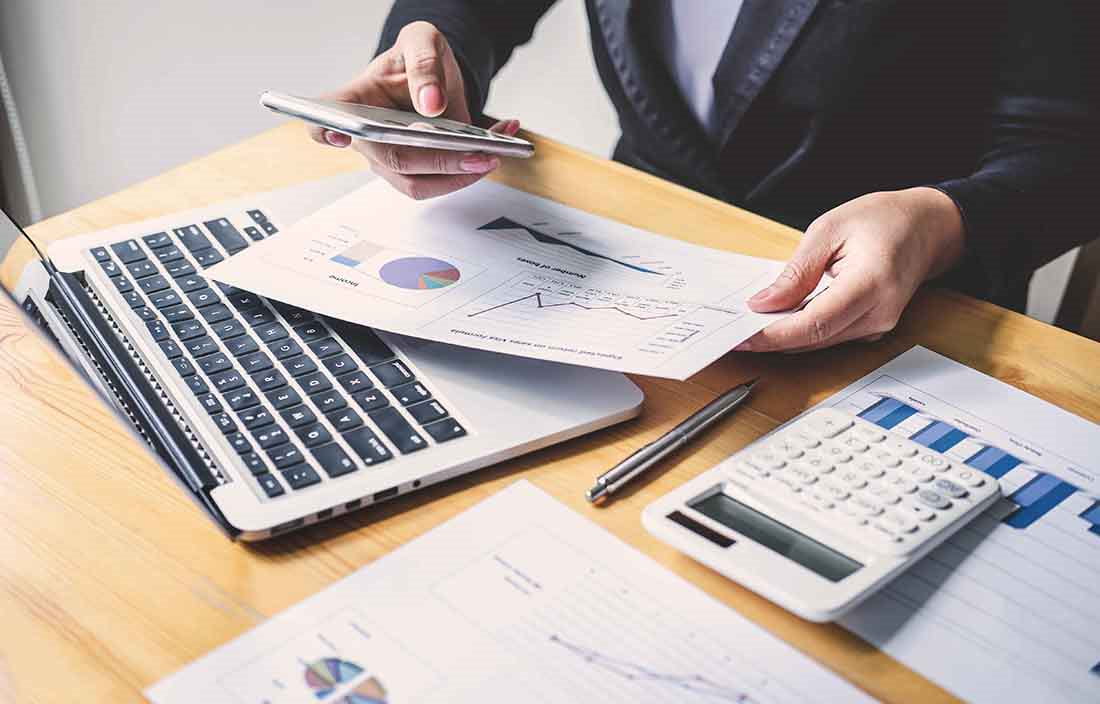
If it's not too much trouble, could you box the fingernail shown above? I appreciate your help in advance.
[417,84,443,114]
[748,286,774,304]
[325,131,350,147]
[460,154,498,173]
[505,119,520,135]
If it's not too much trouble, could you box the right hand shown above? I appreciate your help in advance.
[310,21,520,200]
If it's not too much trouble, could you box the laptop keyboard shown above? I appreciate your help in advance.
[88,209,467,500]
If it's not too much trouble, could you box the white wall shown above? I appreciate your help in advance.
[0,0,1075,323]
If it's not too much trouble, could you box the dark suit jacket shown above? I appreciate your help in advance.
[379,1,1099,311]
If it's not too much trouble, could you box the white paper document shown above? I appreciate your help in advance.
[207,180,806,379]
[147,481,874,703]
[816,347,1100,703]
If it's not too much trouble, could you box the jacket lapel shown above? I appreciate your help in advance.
[712,0,821,148]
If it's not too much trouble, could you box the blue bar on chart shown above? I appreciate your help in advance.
[330,255,360,267]
[1080,502,1100,539]
[1004,473,1077,529]
[964,446,1022,478]
[909,421,968,452]
[859,398,918,429]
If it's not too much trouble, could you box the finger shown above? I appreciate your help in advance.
[373,169,489,201]
[777,312,887,354]
[356,141,499,175]
[489,119,521,136]
[399,22,448,116]
[747,220,840,313]
[736,274,875,352]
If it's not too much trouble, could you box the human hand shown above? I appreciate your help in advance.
[737,187,965,353]
[310,21,520,200]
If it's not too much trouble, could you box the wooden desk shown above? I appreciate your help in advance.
[3,124,1100,704]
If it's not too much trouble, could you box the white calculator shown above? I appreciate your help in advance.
[642,407,1002,622]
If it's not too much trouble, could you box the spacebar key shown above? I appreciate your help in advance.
[368,408,426,453]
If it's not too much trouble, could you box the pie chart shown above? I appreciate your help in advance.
[303,658,364,699]
[379,256,461,290]
[338,676,388,704]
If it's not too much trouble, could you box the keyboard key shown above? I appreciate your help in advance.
[253,369,288,392]
[240,306,275,327]
[187,289,220,308]
[321,354,358,378]
[134,306,157,321]
[137,275,170,295]
[111,276,134,294]
[295,423,332,448]
[310,389,347,413]
[111,239,146,263]
[369,407,426,453]
[90,246,111,261]
[293,321,328,343]
[255,322,289,343]
[342,427,392,465]
[226,432,252,454]
[408,400,447,425]
[337,370,373,393]
[239,407,274,430]
[154,246,184,264]
[225,388,260,412]
[161,304,195,324]
[285,355,318,377]
[172,320,205,341]
[209,369,246,392]
[353,389,389,412]
[142,232,172,249]
[326,408,363,433]
[370,361,414,388]
[149,290,182,309]
[158,340,182,359]
[327,320,395,364]
[212,413,237,434]
[236,351,271,374]
[146,320,169,341]
[122,290,144,309]
[261,221,278,235]
[253,425,290,449]
[203,218,249,254]
[312,443,357,478]
[199,303,233,324]
[247,209,268,223]
[240,452,267,475]
[298,371,332,395]
[391,381,430,406]
[226,290,262,309]
[184,375,209,395]
[175,225,211,252]
[268,444,305,470]
[165,259,196,278]
[243,225,263,241]
[212,319,246,340]
[270,301,312,325]
[196,393,223,414]
[176,276,207,295]
[226,335,260,357]
[195,249,224,268]
[255,473,284,497]
[198,353,234,375]
[280,463,320,489]
[99,259,122,277]
[268,338,302,360]
[171,358,196,377]
[266,387,301,410]
[280,405,317,428]
[126,260,158,279]
[423,418,467,443]
[308,337,343,359]
[184,336,219,358]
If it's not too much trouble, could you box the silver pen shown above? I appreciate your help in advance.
[586,378,758,504]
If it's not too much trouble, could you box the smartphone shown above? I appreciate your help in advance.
[260,90,534,159]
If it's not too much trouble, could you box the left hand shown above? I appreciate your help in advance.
[737,187,965,353]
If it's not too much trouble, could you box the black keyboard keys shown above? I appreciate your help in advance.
[149,290,182,309]
[122,290,144,309]
[99,259,122,277]
[212,319,246,340]
[266,387,301,410]
[256,473,284,497]
[285,356,317,377]
[158,340,182,359]
[239,351,273,374]
[254,322,288,343]
[280,405,317,428]
[298,371,331,395]
[212,413,237,434]
[127,260,157,279]
[239,407,274,430]
[203,218,249,254]
[253,425,290,450]
[171,320,205,340]
[295,423,332,448]
[226,290,261,310]
[322,353,357,376]
[171,358,196,377]
[253,369,288,392]
[226,336,260,357]
[268,339,302,360]
[197,393,223,414]
[90,246,111,262]
[338,371,373,393]
[188,289,220,307]
[353,389,389,412]
[240,452,267,475]
[311,443,357,478]
[154,245,185,264]
[407,400,447,425]
[111,239,146,264]
[281,464,320,489]
[199,303,233,324]
[165,259,195,278]
[142,232,171,249]
[138,274,170,295]
[146,320,169,341]
[293,320,328,343]
[308,338,342,359]
[326,408,363,433]
[311,389,347,414]
[161,304,195,324]
[225,388,260,412]
[184,375,209,395]
[198,352,234,376]
[269,444,305,470]
[369,407,426,453]
[270,301,312,325]
[423,418,468,443]
[241,306,275,327]
[111,276,134,294]
[185,336,219,358]
[370,361,414,388]
[209,369,246,392]
[244,225,263,242]
[342,427,393,465]
[392,381,430,406]
[328,319,395,365]
[194,249,224,268]
[175,225,211,252]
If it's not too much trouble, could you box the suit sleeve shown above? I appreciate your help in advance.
[933,0,1100,302]
[376,1,558,119]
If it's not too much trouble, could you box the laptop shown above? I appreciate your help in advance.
[4,172,643,539]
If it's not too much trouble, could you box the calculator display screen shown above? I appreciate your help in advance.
[691,493,863,582]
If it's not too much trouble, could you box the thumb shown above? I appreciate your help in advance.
[399,22,448,117]
[748,227,835,312]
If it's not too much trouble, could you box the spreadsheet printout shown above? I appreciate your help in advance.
[822,347,1100,703]
[147,481,874,703]
[206,180,821,379]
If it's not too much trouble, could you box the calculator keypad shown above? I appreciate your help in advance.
[721,408,1000,556]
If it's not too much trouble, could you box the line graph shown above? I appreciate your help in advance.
[548,635,759,703]
[467,291,681,321]
[478,216,665,275]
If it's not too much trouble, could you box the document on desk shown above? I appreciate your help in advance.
[207,180,810,379]
[816,347,1100,703]
[147,481,873,704]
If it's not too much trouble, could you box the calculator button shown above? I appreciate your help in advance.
[838,504,869,525]
[791,432,821,449]
[867,484,901,505]
[851,496,884,516]
[749,451,786,471]
[932,478,968,499]
[731,461,769,480]
[854,426,886,443]
[854,460,885,478]
[787,466,818,485]
[918,453,951,471]
[806,410,854,438]
[836,469,868,490]
[823,445,853,464]
[871,449,901,468]
[887,440,918,457]
[771,476,803,494]
[951,468,987,487]
[802,453,834,474]
[770,440,804,460]
[880,511,917,533]
[886,475,919,494]
[901,502,937,521]
[802,492,835,511]
[901,463,934,483]
[819,482,851,501]
[842,437,869,453]
[870,521,906,543]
